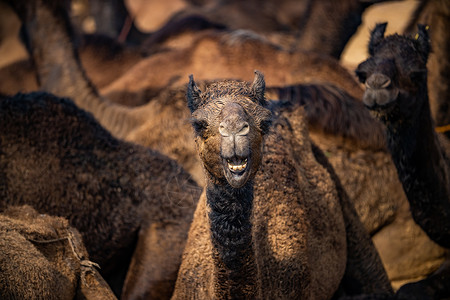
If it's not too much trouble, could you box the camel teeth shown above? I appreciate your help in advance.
[228,162,247,171]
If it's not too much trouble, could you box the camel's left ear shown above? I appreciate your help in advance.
[369,23,387,56]
[415,24,431,62]
[187,74,202,113]
[251,70,266,106]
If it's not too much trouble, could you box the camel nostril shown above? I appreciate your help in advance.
[237,123,249,136]
[366,73,392,89]
[219,121,249,137]
[380,78,391,88]
[219,123,230,137]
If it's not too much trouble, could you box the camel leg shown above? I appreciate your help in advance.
[121,220,191,299]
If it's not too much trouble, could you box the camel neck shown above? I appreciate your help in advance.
[206,181,258,299]
[25,3,97,101]
[23,2,141,139]
[385,97,442,192]
[385,95,450,247]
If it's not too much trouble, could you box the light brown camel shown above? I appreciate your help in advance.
[172,71,393,299]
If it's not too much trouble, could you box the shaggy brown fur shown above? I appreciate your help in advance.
[356,23,450,297]
[0,92,201,299]
[172,71,393,299]
[0,205,116,300]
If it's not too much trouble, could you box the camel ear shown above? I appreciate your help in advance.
[415,24,431,62]
[187,74,202,113]
[251,70,266,106]
[369,23,387,56]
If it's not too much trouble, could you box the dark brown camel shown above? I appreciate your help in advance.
[356,22,450,248]
[0,205,116,300]
[172,71,393,299]
[356,22,450,298]
[0,91,201,299]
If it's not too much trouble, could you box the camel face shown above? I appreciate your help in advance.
[187,71,272,188]
[356,23,430,119]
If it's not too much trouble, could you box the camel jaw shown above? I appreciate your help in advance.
[223,157,251,188]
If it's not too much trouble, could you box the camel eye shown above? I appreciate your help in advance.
[260,119,272,135]
[355,70,367,83]
[409,70,425,83]
[192,119,208,136]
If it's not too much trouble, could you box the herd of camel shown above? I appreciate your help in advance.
[0,0,449,299]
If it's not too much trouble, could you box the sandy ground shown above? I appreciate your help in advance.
[0,0,419,71]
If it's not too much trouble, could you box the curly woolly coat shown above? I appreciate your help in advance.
[0,205,116,300]
[0,92,201,298]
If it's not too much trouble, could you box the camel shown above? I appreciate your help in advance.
[172,71,393,299]
[0,91,201,299]
[356,22,450,248]
[0,205,116,300]
[356,22,450,297]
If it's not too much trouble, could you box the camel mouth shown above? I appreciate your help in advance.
[223,157,251,188]
[362,88,399,110]
[227,158,248,173]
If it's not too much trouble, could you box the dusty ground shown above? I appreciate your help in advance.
[0,0,419,70]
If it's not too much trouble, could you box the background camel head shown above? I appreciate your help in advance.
[187,71,272,188]
[355,22,431,121]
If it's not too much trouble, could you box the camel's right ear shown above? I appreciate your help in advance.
[251,70,266,106]
[187,74,202,113]
[369,23,387,56]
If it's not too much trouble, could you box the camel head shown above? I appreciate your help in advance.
[355,23,431,121]
[187,71,272,188]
